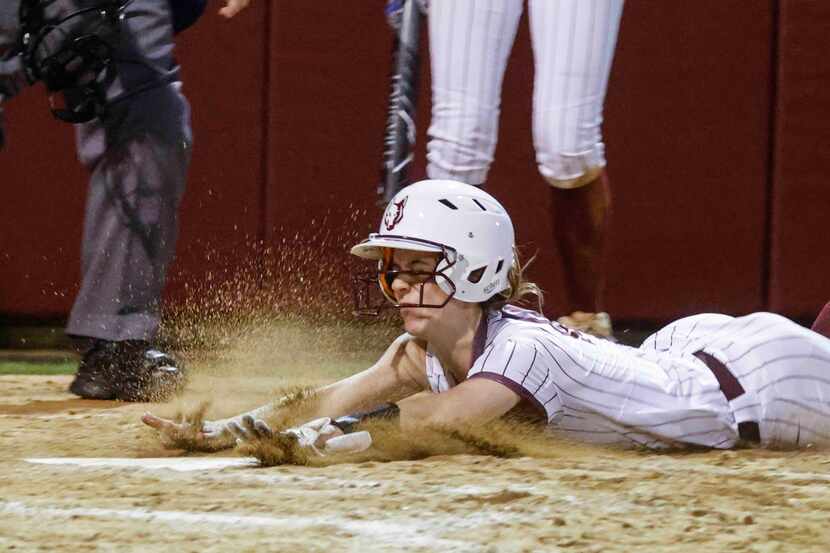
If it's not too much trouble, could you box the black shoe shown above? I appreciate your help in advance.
[69,343,118,400]
[68,340,187,402]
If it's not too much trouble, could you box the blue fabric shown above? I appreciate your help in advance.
[169,0,207,34]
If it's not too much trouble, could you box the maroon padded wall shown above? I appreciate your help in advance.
[263,0,774,322]
[265,1,389,242]
[0,0,823,325]
[0,89,83,317]
[481,1,774,320]
[263,1,416,306]
[164,3,267,298]
[768,0,830,319]
[581,0,773,320]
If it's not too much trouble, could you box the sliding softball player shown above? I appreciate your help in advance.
[145,180,830,454]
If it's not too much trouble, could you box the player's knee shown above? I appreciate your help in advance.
[540,162,605,189]
[535,143,607,189]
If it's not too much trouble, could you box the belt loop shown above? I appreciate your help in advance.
[693,350,761,444]
[738,421,761,443]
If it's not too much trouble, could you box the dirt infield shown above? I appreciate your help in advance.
[1,372,829,553]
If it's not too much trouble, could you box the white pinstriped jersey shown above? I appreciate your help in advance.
[425,305,830,449]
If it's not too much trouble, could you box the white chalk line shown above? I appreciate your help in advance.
[23,457,546,497]
[0,497,534,552]
[0,412,121,420]
[27,457,258,472]
[25,457,389,491]
[0,500,473,550]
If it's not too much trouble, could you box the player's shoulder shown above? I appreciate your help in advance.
[488,305,549,332]
[498,304,551,324]
[486,305,555,344]
[488,307,616,361]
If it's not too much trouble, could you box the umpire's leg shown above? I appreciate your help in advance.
[67,0,191,345]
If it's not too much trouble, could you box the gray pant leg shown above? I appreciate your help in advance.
[66,0,192,342]
[1,0,26,127]
[0,1,19,49]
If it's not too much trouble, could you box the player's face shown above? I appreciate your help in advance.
[386,249,450,335]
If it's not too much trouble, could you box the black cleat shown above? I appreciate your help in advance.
[69,346,118,400]
[68,340,187,402]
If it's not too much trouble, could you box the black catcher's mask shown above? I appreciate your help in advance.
[19,0,129,123]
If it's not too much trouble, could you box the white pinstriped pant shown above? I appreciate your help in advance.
[646,312,830,448]
[426,0,624,188]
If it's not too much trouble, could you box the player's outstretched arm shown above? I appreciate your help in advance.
[230,373,523,456]
[219,0,252,19]
[142,334,428,451]
[397,377,521,429]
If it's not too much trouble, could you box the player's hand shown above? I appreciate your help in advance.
[142,412,235,451]
[229,416,373,456]
[285,417,373,456]
[385,0,428,32]
[227,414,276,442]
[219,0,251,19]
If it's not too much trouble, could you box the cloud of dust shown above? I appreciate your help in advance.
[162,222,399,373]
[150,219,402,421]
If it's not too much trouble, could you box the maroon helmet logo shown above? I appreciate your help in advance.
[384,196,408,231]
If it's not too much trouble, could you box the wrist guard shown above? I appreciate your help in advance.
[331,403,400,434]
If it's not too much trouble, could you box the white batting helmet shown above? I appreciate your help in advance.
[351,179,515,304]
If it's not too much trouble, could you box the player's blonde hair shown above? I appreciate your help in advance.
[482,248,543,313]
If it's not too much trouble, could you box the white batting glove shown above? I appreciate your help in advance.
[283,417,373,457]
[229,416,372,456]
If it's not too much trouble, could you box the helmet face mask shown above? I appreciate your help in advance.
[351,180,515,316]
[352,242,457,316]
